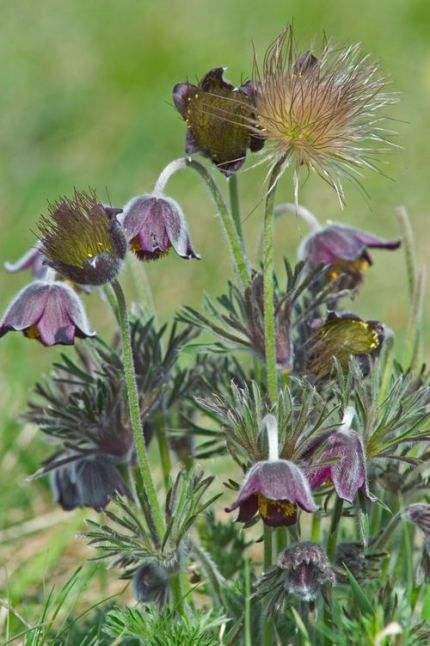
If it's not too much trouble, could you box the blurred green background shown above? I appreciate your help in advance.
[0,0,428,623]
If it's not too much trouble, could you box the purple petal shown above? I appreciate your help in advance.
[4,243,47,279]
[172,82,199,115]
[185,129,200,154]
[200,67,233,92]
[228,460,317,514]
[351,228,401,251]
[236,495,258,522]
[75,457,129,510]
[325,430,372,503]
[161,196,200,259]
[121,195,154,241]
[0,281,50,337]
[37,283,94,346]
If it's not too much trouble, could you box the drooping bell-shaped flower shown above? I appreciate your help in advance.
[38,190,127,285]
[0,280,94,346]
[51,455,129,511]
[226,415,317,527]
[121,194,200,261]
[173,67,263,175]
[4,243,48,280]
[278,542,335,601]
[299,224,400,289]
[307,407,373,503]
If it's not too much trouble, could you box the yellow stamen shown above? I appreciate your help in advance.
[24,324,40,340]
[257,494,296,520]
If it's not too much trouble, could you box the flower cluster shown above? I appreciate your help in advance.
[2,22,430,646]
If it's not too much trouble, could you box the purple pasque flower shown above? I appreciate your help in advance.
[4,243,47,279]
[227,415,317,527]
[278,542,335,601]
[121,194,200,261]
[307,407,373,503]
[226,459,317,527]
[298,224,400,288]
[173,67,263,176]
[0,280,94,346]
[50,454,129,511]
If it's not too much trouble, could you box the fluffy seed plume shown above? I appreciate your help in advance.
[39,189,127,286]
[252,26,395,202]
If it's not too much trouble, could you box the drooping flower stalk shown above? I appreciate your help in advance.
[154,157,251,286]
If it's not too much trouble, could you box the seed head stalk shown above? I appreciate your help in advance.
[263,161,285,403]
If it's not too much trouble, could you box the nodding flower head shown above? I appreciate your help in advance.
[0,281,94,346]
[173,67,264,175]
[226,415,317,527]
[278,542,335,601]
[51,455,129,511]
[307,407,373,503]
[121,194,200,261]
[252,26,394,202]
[38,190,127,285]
[299,224,400,289]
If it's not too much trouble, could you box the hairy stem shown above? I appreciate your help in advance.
[155,413,172,491]
[228,174,243,239]
[154,157,251,286]
[263,163,283,403]
[244,557,252,646]
[111,280,185,614]
[262,525,273,646]
[327,497,344,561]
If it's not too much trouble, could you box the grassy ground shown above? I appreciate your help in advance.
[0,0,429,637]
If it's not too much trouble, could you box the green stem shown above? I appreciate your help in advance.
[112,279,165,540]
[311,513,321,543]
[154,157,251,286]
[103,285,120,323]
[395,205,416,302]
[155,413,172,491]
[244,557,252,646]
[170,573,185,616]
[112,279,185,614]
[372,511,401,551]
[262,526,273,646]
[327,498,344,561]
[228,174,243,239]
[263,164,283,403]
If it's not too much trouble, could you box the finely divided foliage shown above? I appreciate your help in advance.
[1,24,430,646]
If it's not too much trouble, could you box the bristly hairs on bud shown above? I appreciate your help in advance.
[39,188,127,285]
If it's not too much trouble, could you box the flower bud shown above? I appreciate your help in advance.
[39,190,127,285]
[132,562,170,607]
[278,542,335,601]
